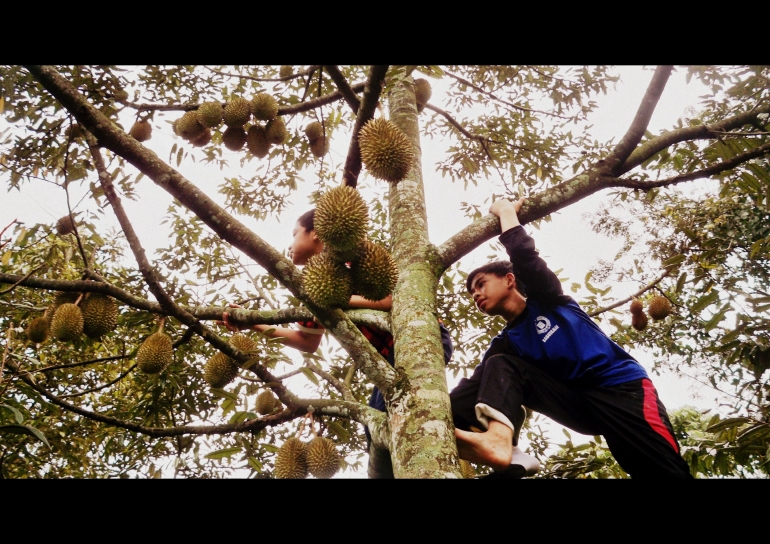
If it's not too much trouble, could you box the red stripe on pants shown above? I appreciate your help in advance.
[642,378,678,452]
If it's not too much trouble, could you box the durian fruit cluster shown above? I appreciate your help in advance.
[358,118,415,184]
[203,332,258,388]
[171,93,287,156]
[302,186,399,309]
[274,435,341,479]
[629,295,673,331]
[25,292,119,345]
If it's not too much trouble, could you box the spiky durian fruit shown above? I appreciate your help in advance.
[196,101,224,129]
[279,65,293,78]
[274,437,308,479]
[648,296,672,320]
[129,120,152,142]
[26,317,49,344]
[256,390,278,415]
[191,128,212,147]
[358,118,414,183]
[80,294,119,340]
[251,93,279,121]
[50,303,84,342]
[56,215,76,235]
[414,78,432,112]
[459,459,476,479]
[351,241,399,302]
[302,253,353,309]
[222,127,247,151]
[45,292,80,322]
[307,436,340,479]
[204,352,239,388]
[136,331,173,374]
[315,186,369,252]
[247,125,271,158]
[631,311,648,331]
[176,111,206,141]
[230,333,257,364]
[310,136,329,158]
[265,118,288,145]
[223,96,251,128]
[305,121,324,142]
[629,299,643,315]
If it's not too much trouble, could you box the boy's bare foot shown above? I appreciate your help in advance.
[455,421,514,471]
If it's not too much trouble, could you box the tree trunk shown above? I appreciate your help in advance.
[385,69,461,478]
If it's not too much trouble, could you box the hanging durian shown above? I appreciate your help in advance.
[81,293,119,340]
[136,331,173,374]
[306,436,340,479]
[358,118,414,183]
[314,186,369,252]
[274,437,308,479]
[302,253,353,309]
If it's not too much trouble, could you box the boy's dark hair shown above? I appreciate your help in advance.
[297,209,315,231]
[466,261,513,293]
[466,261,517,293]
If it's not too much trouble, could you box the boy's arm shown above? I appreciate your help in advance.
[347,294,392,311]
[490,198,563,301]
[221,312,323,354]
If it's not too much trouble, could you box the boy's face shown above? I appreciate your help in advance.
[288,222,323,266]
[469,272,516,317]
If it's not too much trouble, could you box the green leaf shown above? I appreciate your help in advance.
[0,404,24,424]
[675,272,687,294]
[0,424,51,449]
[662,254,686,268]
[328,421,351,442]
[248,457,263,472]
[705,417,752,433]
[300,366,319,386]
[262,444,280,453]
[204,447,241,460]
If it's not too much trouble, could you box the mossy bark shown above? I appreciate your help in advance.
[385,69,462,478]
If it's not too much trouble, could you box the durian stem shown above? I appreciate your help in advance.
[158,316,166,334]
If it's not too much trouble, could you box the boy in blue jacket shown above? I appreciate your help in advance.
[450,198,692,478]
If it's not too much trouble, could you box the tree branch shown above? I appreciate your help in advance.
[443,69,572,120]
[425,103,532,151]
[612,142,770,190]
[587,270,671,317]
[342,65,388,188]
[608,65,673,171]
[5,356,373,438]
[59,364,137,399]
[205,65,320,83]
[621,104,770,173]
[323,65,360,113]
[130,82,367,116]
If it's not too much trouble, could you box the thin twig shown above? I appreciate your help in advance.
[425,103,532,151]
[59,364,137,398]
[588,270,671,317]
[0,265,45,295]
[444,69,572,120]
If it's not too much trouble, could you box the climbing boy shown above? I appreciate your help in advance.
[450,197,692,478]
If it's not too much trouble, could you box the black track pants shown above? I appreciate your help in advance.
[449,353,692,479]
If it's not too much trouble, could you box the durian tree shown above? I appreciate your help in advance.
[1,65,769,478]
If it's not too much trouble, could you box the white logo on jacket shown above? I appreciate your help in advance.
[535,316,559,343]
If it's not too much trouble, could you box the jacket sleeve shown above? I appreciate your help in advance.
[500,226,563,302]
